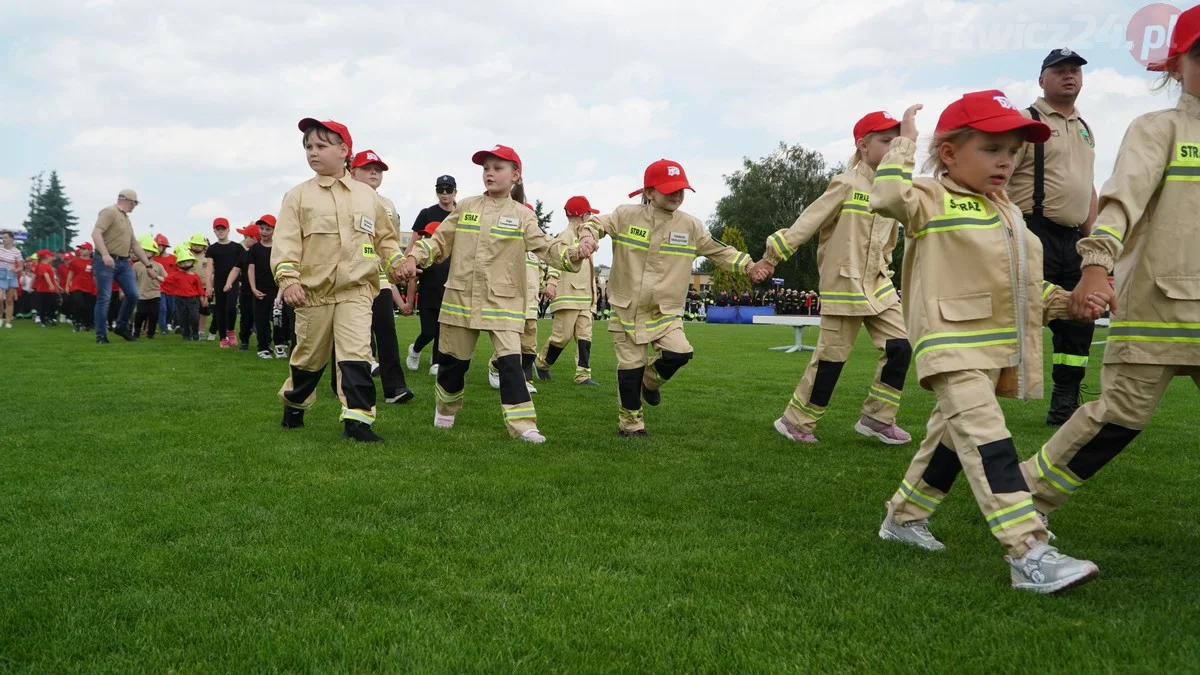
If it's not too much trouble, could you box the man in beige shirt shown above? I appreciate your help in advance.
[1009,48,1099,426]
[90,188,160,343]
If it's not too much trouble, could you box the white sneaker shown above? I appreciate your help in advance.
[429,364,439,377]
[3,322,10,328]
[526,381,538,394]
[370,360,380,376]
[274,345,288,359]
[207,332,217,341]
[878,501,945,551]
[257,350,273,359]
[33,317,40,324]
[1007,537,1099,594]
[488,366,500,390]
[406,345,420,371]
[434,411,455,429]
[519,428,546,443]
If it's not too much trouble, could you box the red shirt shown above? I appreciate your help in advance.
[56,264,69,288]
[168,270,205,298]
[153,254,178,276]
[32,263,57,293]
[68,257,96,295]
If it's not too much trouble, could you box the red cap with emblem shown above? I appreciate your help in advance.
[853,111,901,142]
[351,149,389,170]
[471,144,522,170]
[1148,5,1200,72]
[936,90,1051,143]
[629,159,694,198]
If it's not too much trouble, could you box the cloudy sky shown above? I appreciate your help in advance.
[0,0,1188,264]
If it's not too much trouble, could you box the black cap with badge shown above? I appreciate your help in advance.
[435,175,456,189]
[1042,48,1087,72]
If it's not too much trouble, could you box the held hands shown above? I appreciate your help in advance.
[393,257,420,282]
[570,236,598,262]
[749,260,775,284]
[900,104,923,141]
[399,301,413,316]
[281,284,306,308]
[1070,267,1115,320]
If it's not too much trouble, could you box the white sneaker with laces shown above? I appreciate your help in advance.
[429,364,439,377]
[878,501,945,551]
[526,381,537,394]
[370,360,380,376]
[519,428,546,443]
[274,345,288,359]
[406,345,420,371]
[488,367,500,390]
[1007,537,1098,594]
[207,332,216,341]
[257,350,273,359]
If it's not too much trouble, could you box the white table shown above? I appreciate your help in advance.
[1092,317,1110,346]
[752,314,823,353]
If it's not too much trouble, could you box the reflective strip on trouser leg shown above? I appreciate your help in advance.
[862,311,909,424]
[1023,363,1169,513]
[574,340,593,382]
[889,407,962,523]
[1049,319,1095,384]
[644,350,693,390]
[337,361,377,424]
[435,355,470,416]
[496,353,537,435]
[929,369,1045,554]
[618,368,645,431]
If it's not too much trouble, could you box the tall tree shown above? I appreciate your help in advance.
[20,172,45,256]
[533,200,553,233]
[707,225,751,294]
[36,172,79,252]
[707,143,841,292]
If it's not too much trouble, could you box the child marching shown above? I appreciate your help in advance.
[535,196,602,386]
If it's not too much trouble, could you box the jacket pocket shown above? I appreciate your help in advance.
[839,264,859,279]
[489,282,518,298]
[938,293,993,322]
[1154,276,1200,300]
[444,277,468,291]
[302,215,339,238]
[659,301,684,315]
[608,294,633,309]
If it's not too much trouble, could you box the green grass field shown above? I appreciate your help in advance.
[3,317,1199,672]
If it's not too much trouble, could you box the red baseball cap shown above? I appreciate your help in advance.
[936,90,1051,143]
[629,159,694,198]
[154,233,170,247]
[37,249,51,258]
[351,149,388,170]
[78,242,94,250]
[255,214,277,228]
[471,144,522,170]
[298,118,353,159]
[212,217,230,230]
[564,196,600,216]
[236,223,262,240]
[853,111,901,142]
[423,220,442,236]
[1148,5,1200,72]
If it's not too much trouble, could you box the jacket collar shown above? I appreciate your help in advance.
[855,161,877,181]
[1178,93,1200,119]
[1032,96,1079,120]
[315,173,353,189]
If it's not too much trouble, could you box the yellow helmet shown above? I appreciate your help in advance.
[187,232,208,248]
[175,248,197,265]
[139,234,157,254]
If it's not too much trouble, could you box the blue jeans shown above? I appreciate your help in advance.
[93,256,139,338]
[159,294,176,332]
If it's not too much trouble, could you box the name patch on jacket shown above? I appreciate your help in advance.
[627,226,650,242]
[1177,143,1200,162]
[356,215,375,235]
[363,243,376,258]
[944,194,988,215]
[669,232,689,245]
[461,212,481,225]
[850,190,871,205]
[498,216,520,230]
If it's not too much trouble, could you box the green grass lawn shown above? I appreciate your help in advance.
[2,317,1199,672]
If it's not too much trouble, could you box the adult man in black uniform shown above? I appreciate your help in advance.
[1009,48,1099,425]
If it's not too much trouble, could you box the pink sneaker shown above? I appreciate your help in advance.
[219,338,231,349]
[854,415,912,445]
[434,411,456,429]
[773,417,818,443]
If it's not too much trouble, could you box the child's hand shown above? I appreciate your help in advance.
[576,236,598,258]
[544,283,558,301]
[393,258,419,282]
[900,104,923,141]
[253,289,265,300]
[749,260,774,284]
[281,284,306,308]
[1070,266,1115,318]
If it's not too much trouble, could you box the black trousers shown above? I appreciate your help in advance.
[36,291,57,323]
[412,304,441,366]
[135,298,159,337]
[176,296,200,339]
[213,287,238,337]
[1026,215,1095,386]
[372,290,408,395]
[238,291,254,346]
[254,290,292,352]
[71,290,95,328]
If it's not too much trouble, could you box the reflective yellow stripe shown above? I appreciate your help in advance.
[435,383,464,403]
[456,224,481,233]
[614,235,650,251]
[1052,353,1089,367]
[730,252,750,271]
[273,262,297,276]
[1035,444,1082,495]
[646,315,676,330]
[1108,321,1200,344]
[899,480,941,511]
[788,393,825,420]
[659,244,696,257]
[874,165,912,183]
[769,231,794,260]
[913,214,1001,238]
[339,408,375,425]
[986,499,1038,533]
[868,385,901,407]
[504,405,537,420]
[913,328,1018,359]
[441,302,471,318]
[874,282,895,300]
[1041,280,1056,301]
[1091,225,1123,242]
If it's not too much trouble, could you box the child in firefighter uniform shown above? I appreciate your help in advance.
[871,94,1107,594]
[752,111,913,446]
[395,144,594,443]
[273,118,404,443]
[488,247,545,394]
[581,159,754,437]
[535,196,601,386]
[1021,9,1200,538]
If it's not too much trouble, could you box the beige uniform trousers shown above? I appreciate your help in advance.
[612,325,692,432]
[1022,363,1200,515]
[784,306,906,431]
[440,324,535,436]
[888,368,1048,557]
[536,309,594,383]
[279,295,375,424]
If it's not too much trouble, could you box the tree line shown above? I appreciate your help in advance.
[18,171,79,256]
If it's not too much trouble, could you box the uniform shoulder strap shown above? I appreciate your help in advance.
[1028,106,1044,219]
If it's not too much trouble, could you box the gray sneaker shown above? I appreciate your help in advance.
[878,502,945,551]
[1007,538,1098,594]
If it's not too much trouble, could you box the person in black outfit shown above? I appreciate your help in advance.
[247,223,292,358]
[206,218,243,347]
[405,221,450,374]
[223,221,265,351]
[403,174,457,257]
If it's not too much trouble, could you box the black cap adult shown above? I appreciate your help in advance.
[435,175,456,189]
[1041,48,1087,72]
